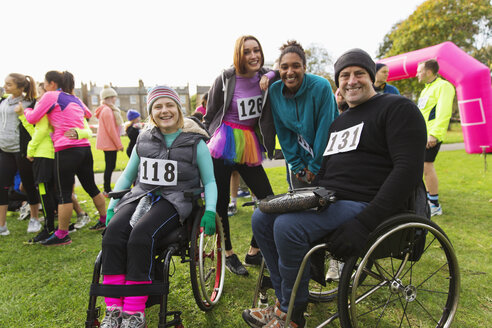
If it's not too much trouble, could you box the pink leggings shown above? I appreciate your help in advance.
[103,274,151,314]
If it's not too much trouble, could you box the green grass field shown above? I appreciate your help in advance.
[0,146,490,327]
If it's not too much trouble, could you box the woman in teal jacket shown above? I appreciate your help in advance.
[268,40,338,188]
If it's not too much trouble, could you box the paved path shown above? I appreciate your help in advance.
[80,143,465,187]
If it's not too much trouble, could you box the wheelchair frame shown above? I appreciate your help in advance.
[85,189,225,328]
[253,213,460,328]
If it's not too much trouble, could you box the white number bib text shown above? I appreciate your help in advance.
[323,122,364,156]
[139,158,178,186]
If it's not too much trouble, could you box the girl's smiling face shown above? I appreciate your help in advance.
[151,97,181,133]
[3,76,22,97]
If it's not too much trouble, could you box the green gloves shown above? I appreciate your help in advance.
[200,210,216,236]
[106,208,115,226]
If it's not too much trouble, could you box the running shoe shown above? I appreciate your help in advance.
[0,224,10,236]
[27,218,42,233]
[325,259,340,282]
[244,252,263,267]
[237,189,251,198]
[26,229,52,244]
[89,220,106,231]
[40,233,72,246]
[242,302,277,328]
[18,202,30,221]
[430,203,443,216]
[225,254,249,276]
[55,223,77,234]
[100,306,123,328]
[227,202,238,216]
[74,212,90,229]
[121,311,146,328]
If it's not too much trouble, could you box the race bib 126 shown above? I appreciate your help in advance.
[323,122,364,156]
[139,157,178,186]
[237,96,262,120]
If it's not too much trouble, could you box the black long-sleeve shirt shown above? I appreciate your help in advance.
[317,93,427,231]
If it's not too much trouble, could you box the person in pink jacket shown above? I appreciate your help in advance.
[23,70,106,246]
[95,85,124,197]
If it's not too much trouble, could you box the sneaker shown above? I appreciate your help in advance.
[89,220,106,231]
[245,252,263,267]
[74,212,90,229]
[18,202,30,221]
[55,223,77,234]
[242,300,279,328]
[226,254,249,276]
[100,306,123,328]
[27,218,42,233]
[430,203,442,216]
[326,259,340,282]
[26,229,53,244]
[121,311,145,328]
[0,224,10,236]
[237,189,251,198]
[227,202,238,216]
[102,191,110,198]
[264,306,303,328]
[40,233,72,246]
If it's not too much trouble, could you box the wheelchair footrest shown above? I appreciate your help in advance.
[90,282,169,298]
[162,311,183,328]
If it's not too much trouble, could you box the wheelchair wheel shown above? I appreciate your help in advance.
[259,188,321,214]
[338,215,460,328]
[190,214,225,311]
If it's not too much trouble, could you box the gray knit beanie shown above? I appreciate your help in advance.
[334,48,376,87]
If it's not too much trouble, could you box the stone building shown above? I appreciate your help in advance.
[75,81,192,122]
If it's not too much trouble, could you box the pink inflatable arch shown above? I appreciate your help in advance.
[378,41,492,154]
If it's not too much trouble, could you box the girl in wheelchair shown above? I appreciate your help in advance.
[99,86,217,328]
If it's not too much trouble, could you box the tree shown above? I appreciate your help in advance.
[305,44,336,90]
[377,0,492,99]
[190,94,197,113]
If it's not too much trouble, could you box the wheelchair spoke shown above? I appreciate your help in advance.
[375,291,395,328]
[414,297,440,325]
[416,262,449,289]
[356,292,403,319]
[396,293,412,328]
[398,234,437,282]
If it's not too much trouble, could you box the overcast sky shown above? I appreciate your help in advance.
[1,0,425,93]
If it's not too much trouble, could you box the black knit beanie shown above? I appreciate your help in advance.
[334,48,376,87]
[375,63,387,73]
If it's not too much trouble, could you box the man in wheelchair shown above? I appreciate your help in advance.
[242,49,427,328]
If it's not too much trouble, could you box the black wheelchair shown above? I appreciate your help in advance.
[253,187,460,327]
[85,188,226,328]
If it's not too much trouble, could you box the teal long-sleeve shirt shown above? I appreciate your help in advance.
[108,129,217,213]
[269,73,339,175]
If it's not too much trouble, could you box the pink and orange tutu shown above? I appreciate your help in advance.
[207,121,265,167]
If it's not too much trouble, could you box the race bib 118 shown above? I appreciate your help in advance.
[237,96,262,120]
[139,157,178,186]
[323,122,364,156]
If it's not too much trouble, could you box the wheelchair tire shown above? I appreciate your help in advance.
[258,188,321,214]
[337,214,460,328]
[190,213,225,311]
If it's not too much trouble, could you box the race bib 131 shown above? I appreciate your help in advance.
[323,122,364,156]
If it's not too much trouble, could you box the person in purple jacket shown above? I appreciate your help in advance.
[203,35,278,276]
